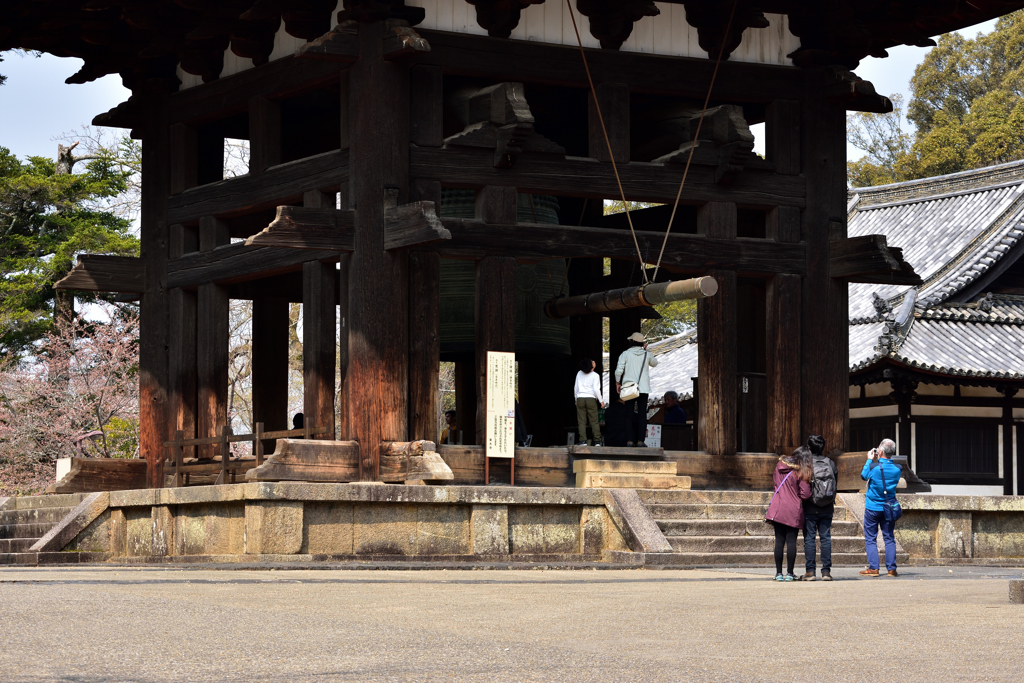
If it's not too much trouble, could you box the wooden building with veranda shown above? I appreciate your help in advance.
[7,0,1023,489]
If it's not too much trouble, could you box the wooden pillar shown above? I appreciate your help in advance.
[475,255,517,445]
[588,82,630,163]
[766,99,801,175]
[139,97,172,487]
[766,206,802,454]
[197,216,229,459]
[891,378,915,458]
[697,202,738,455]
[168,224,198,463]
[303,260,337,440]
[252,297,289,453]
[801,90,849,453]
[409,251,441,443]
[169,123,197,196]
[248,96,281,175]
[1002,388,1018,495]
[346,21,411,479]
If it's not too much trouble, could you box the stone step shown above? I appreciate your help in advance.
[642,551,910,567]
[0,523,53,539]
[646,503,849,522]
[0,538,39,553]
[665,535,868,554]
[6,493,87,510]
[656,519,861,537]
[572,459,677,475]
[638,490,775,505]
[0,507,73,526]
[577,474,691,489]
[0,552,39,565]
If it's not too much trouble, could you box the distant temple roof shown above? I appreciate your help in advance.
[648,161,1024,393]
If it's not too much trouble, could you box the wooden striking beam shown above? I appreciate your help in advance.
[830,234,922,284]
[55,255,144,293]
[167,243,339,288]
[246,207,356,250]
[436,219,807,275]
[410,147,804,207]
[166,149,349,225]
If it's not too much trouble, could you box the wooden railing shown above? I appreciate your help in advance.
[162,422,331,487]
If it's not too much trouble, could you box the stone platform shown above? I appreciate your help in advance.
[573,459,691,490]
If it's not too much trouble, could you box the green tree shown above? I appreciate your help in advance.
[850,11,1024,186]
[0,144,139,360]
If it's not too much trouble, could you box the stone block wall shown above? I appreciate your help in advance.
[63,483,630,563]
[896,495,1024,561]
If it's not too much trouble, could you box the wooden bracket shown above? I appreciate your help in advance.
[54,255,145,293]
[829,234,921,284]
[246,206,356,251]
[647,104,755,184]
[823,68,893,114]
[384,199,451,250]
[444,82,565,168]
[297,19,430,62]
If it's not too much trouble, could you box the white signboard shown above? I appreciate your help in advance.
[486,351,516,459]
[645,424,662,449]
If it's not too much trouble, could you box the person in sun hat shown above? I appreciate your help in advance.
[614,331,658,447]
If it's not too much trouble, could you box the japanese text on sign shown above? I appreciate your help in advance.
[485,351,516,459]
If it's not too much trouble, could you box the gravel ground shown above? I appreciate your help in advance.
[0,565,1022,682]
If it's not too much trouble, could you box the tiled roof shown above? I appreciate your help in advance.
[647,329,699,401]
[848,163,1024,319]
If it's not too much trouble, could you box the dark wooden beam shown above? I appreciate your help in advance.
[169,123,198,196]
[303,259,338,441]
[436,219,807,275]
[168,224,198,464]
[409,251,441,444]
[697,202,738,456]
[410,147,805,207]
[139,95,172,488]
[415,29,806,102]
[588,82,630,163]
[297,22,361,62]
[766,100,800,176]
[167,148,348,224]
[346,20,411,479]
[246,206,356,251]
[384,199,450,250]
[54,255,144,293]
[830,234,922,285]
[248,96,282,175]
[167,243,339,288]
[475,255,517,445]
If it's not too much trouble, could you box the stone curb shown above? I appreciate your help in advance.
[29,492,109,553]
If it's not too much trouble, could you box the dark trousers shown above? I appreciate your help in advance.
[803,513,833,573]
[771,521,799,575]
[863,508,898,571]
[624,394,648,445]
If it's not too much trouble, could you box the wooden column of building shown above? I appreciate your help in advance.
[800,89,849,453]
[139,96,172,487]
[588,82,630,163]
[302,190,338,440]
[248,96,281,175]
[252,297,289,452]
[697,202,738,455]
[197,215,229,459]
[347,21,411,478]
[608,259,643,406]
[408,64,444,444]
[766,206,802,455]
[1002,388,1018,495]
[168,224,198,463]
[474,186,518,445]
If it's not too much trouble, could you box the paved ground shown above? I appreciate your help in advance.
[1,565,1022,682]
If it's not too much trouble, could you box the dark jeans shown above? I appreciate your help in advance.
[863,508,898,571]
[803,513,833,573]
[624,394,648,445]
[771,521,799,575]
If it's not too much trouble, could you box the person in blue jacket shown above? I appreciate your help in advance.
[859,438,902,577]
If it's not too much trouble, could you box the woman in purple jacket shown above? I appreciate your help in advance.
[765,447,814,581]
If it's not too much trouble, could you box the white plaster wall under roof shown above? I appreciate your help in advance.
[176,1,799,89]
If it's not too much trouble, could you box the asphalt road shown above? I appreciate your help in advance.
[1,565,1021,682]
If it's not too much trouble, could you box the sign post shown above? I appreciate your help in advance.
[485,351,516,485]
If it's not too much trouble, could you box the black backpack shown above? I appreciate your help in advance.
[811,455,837,507]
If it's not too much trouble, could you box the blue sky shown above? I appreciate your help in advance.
[0,18,999,163]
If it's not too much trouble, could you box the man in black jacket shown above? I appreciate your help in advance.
[602,398,631,447]
[799,434,839,581]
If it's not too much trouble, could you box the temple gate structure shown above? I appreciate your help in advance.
[7,0,1022,491]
